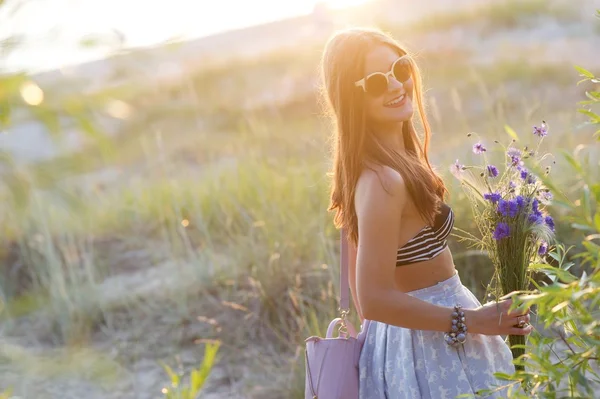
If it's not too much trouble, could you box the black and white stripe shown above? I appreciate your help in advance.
[396,208,454,266]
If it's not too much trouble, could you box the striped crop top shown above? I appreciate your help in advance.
[396,203,454,266]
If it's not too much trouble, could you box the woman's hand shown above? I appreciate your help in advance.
[465,297,533,336]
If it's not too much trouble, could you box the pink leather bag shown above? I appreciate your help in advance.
[304,229,371,399]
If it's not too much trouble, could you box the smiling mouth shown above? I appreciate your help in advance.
[384,94,406,107]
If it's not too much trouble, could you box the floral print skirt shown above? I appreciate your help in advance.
[359,272,516,399]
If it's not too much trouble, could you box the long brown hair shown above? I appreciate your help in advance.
[320,27,447,246]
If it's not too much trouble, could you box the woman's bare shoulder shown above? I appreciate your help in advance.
[355,165,408,215]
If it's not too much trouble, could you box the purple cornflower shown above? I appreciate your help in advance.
[515,195,526,210]
[528,198,543,224]
[538,241,548,255]
[509,181,517,189]
[473,142,487,154]
[487,165,499,178]
[508,199,519,217]
[519,167,536,184]
[545,215,555,231]
[507,148,522,166]
[528,213,543,224]
[451,159,464,177]
[532,198,540,214]
[497,199,510,216]
[483,191,502,204]
[497,199,518,217]
[520,168,529,180]
[493,222,510,240]
[539,190,553,205]
[533,121,548,137]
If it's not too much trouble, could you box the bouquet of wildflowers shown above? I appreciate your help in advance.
[450,121,556,367]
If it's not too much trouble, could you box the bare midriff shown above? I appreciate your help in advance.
[393,248,456,292]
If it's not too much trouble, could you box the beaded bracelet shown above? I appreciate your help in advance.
[444,304,467,347]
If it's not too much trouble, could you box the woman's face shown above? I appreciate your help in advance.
[360,45,414,126]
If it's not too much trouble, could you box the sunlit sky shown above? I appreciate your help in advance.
[0,0,369,73]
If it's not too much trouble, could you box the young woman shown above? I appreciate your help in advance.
[320,27,532,398]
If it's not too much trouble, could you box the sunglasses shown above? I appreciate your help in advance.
[354,55,412,96]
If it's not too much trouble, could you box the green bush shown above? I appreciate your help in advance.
[485,47,600,399]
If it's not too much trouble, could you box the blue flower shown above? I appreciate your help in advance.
[545,215,555,231]
[507,148,522,166]
[473,142,487,154]
[515,195,525,210]
[538,241,548,255]
[539,190,553,205]
[487,165,499,178]
[527,198,544,224]
[497,199,510,216]
[520,168,529,180]
[451,159,464,177]
[497,199,519,218]
[508,199,519,218]
[483,191,502,204]
[532,198,540,214]
[493,223,510,240]
[533,121,548,137]
[528,213,543,224]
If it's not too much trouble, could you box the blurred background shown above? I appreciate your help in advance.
[0,0,599,398]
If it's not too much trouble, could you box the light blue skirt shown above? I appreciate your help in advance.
[359,272,516,399]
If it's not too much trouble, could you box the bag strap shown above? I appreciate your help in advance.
[340,228,350,311]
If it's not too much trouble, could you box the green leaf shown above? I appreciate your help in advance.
[504,124,519,141]
[575,65,595,79]
[190,369,201,394]
[585,91,600,101]
[198,342,220,382]
[161,363,180,388]
[595,211,600,232]
[529,263,577,283]
[562,261,575,271]
[551,301,570,312]
[578,108,600,122]
[571,223,595,232]
[591,184,600,202]
[582,240,600,255]
[582,185,592,223]
[547,252,561,262]
[562,150,584,175]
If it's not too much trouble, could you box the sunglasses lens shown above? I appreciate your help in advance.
[365,74,388,96]
[393,59,411,83]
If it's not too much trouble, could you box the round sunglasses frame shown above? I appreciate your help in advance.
[354,55,412,96]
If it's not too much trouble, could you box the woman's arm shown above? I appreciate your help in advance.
[347,242,364,323]
[354,166,531,336]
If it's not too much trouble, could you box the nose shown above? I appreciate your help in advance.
[388,75,404,91]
